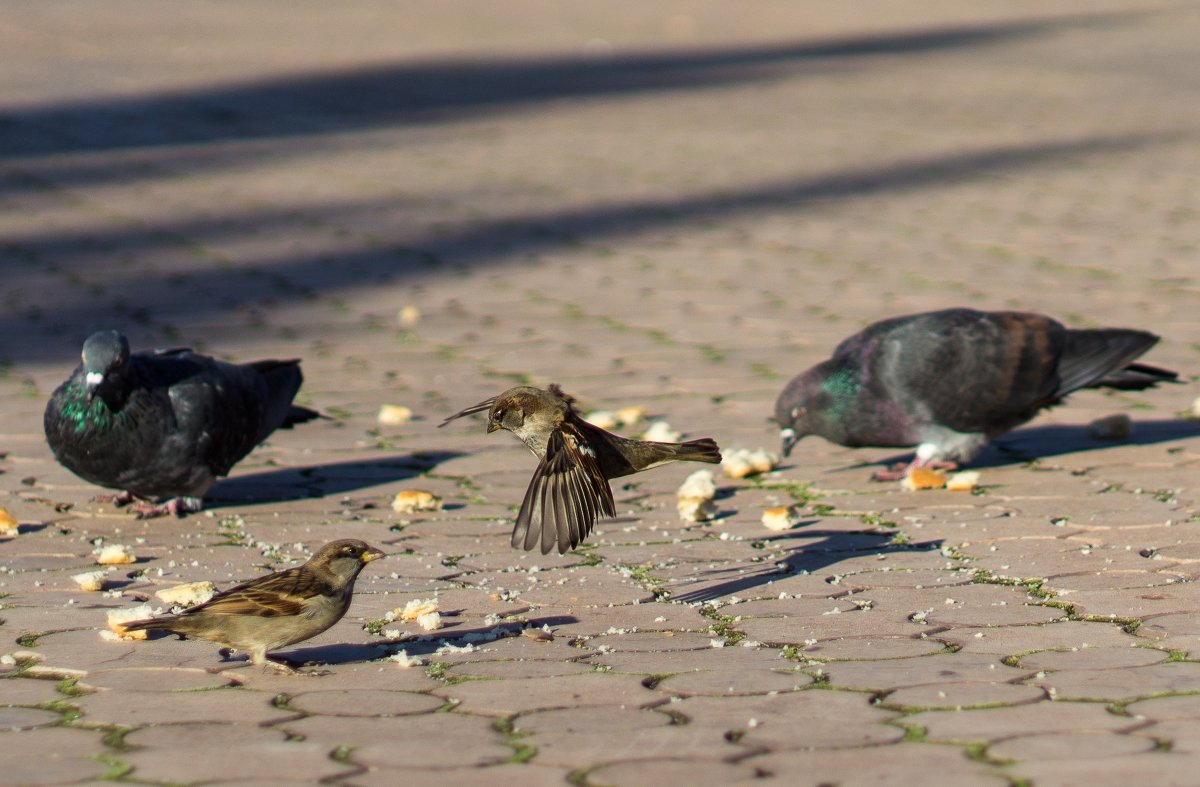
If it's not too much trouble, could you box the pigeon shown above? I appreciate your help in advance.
[120,539,384,671]
[774,308,1177,476]
[44,330,321,517]
[441,384,722,554]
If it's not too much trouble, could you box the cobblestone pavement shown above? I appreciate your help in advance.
[3,1,1200,784]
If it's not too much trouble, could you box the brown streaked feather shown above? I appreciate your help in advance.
[513,427,614,555]
[179,567,331,618]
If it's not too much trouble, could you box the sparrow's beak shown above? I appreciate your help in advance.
[361,548,386,564]
[780,428,798,458]
[84,371,104,401]
[485,420,500,434]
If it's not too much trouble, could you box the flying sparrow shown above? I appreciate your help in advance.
[441,384,722,554]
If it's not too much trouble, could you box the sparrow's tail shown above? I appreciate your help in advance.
[667,437,722,465]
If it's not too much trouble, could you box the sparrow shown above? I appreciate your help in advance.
[120,539,385,670]
[775,308,1177,478]
[441,384,722,554]
[44,330,321,518]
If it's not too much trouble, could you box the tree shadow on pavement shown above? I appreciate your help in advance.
[205,451,461,506]
[665,528,944,604]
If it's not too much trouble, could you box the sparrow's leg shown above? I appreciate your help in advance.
[131,496,204,519]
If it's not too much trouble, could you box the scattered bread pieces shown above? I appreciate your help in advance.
[677,469,718,522]
[584,410,620,429]
[1189,397,1200,420]
[0,508,19,537]
[642,420,681,443]
[615,406,646,426]
[396,598,439,621]
[72,571,108,592]
[762,505,798,531]
[397,305,422,328]
[722,448,779,479]
[389,649,424,668]
[1087,413,1132,440]
[392,490,443,514]
[677,469,716,501]
[901,467,947,491]
[945,471,981,492]
[377,404,414,426]
[677,497,718,523]
[105,604,158,640]
[154,581,217,608]
[95,544,136,565]
[416,611,442,631]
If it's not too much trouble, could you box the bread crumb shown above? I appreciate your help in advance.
[1087,413,1132,440]
[95,544,136,565]
[154,581,217,608]
[762,505,798,531]
[615,406,646,426]
[416,611,442,631]
[722,448,779,479]
[397,305,422,328]
[945,471,981,492]
[105,604,158,640]
[72,571,108,592]
[389,649,424,668]
[677,497,718,523]
[901,467,947,491]
[642,420,681,443]
[392,490,443,514]
[677,469,716,502]
[377,404,414,426]
[0,508,18,536]
[396,598,439,621]
[584,410,619,429]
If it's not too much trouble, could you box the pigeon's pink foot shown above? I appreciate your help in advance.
[93,490,138,507]
[871,460,960,482]
[131,497,204,519]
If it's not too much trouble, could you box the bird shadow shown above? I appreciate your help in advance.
[204,451,462,507]
[667,528,944,603]
[842,418,1200,472]
[278,615,579,667]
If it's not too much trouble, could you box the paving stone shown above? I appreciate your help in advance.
[989,730,1157,762]
[0,727,108,783]
[82,667,237,693]
[1018,647,1169,672]
[1009,753,1200,786]
[122,724,355,783]
[1126,695,1200,722]
[655,666,813,697]
[515,706,731,766]
[348,764,574,786]
[803,636,949,661]
[820,653,1029,691]
[288,688,445,716]
[911,701,1145,744]
[1032,662,1200,702]
[282,713,512,768]
[434,672,660,717]
[743,744,1008,786]
[0,705,63,730]
[938,620,1140,656]
[0,676,72,706]
[884,681,1046,710]
[588,758,766,784]
[73,685,293,726]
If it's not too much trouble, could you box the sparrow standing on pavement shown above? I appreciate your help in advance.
[774,308,1177,478]
[441,384,722,554]
[121,539,385,670]
[44,330,321,518]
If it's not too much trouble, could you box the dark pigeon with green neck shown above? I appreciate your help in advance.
[44,330,320,517]
[774,308,1177,478]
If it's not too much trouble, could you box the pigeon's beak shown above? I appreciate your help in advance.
[780,428,798,458]
[361,548,385,564]
[84,371,104,400]
[485,420,500,434]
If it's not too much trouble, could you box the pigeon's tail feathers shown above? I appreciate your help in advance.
[1092,362,1179,390]
[1056,329,1161,397]
[670,437,723,465]
[248,359,306,435]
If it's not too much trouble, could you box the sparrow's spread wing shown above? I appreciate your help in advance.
[438,397,497,427]
[181,567,329,618]
[513,424,615,554]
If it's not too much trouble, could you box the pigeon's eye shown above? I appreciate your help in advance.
[791,407,805,419]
